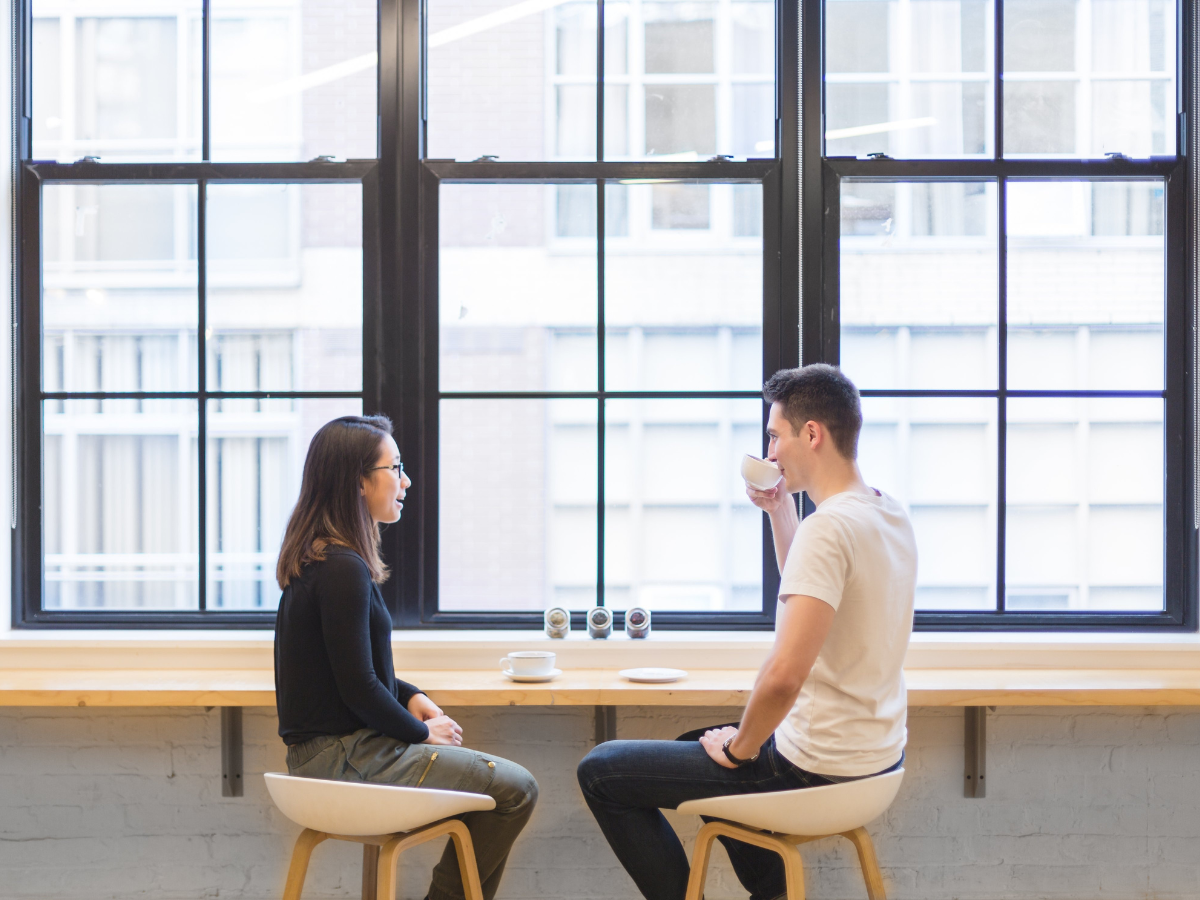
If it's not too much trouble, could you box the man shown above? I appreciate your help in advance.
[576,364,917,900]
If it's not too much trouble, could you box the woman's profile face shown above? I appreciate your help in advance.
[360,435,411,525]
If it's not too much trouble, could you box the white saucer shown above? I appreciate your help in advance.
[620,667,687,683]
[502,668,562,683]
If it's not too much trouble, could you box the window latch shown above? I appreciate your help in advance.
[867,152,891,160]
[1105,151,1130,162]
[473,154,499,162]
[707,154,734,162]
[310,155,339,163]
[73,155,100,164]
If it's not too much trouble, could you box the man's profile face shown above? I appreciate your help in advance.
[766,402,808,493]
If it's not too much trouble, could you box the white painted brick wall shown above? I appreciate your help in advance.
[1,705,1199,900]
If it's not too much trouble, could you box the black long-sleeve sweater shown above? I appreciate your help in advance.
[274,547,429,745]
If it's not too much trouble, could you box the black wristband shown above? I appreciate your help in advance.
[722,735,760,767]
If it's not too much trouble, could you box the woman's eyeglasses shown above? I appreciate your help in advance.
[367,462,404,477]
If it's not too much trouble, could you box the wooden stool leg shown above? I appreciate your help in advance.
[842,828,886,900]
[282,829,327,900]
[376,836,405,900]
[683,822,722,900]
[361,844,380,900]
[445,820,486,900]
[774,839,806,900]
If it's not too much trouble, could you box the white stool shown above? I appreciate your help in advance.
[676,768,904,900]
[264,772,496,900]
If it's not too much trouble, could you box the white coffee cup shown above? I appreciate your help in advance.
[741,453,783,491]
[500,650,556,676]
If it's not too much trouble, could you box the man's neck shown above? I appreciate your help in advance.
[805,460,873,507]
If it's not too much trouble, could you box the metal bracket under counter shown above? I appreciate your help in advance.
[964,706,987,798]
[595,705,617,743]
[221,706,243,797]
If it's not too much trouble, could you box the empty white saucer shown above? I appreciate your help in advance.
[502,668,562,683]
[620,667,687,683]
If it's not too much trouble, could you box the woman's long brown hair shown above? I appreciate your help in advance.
[276,415,394,588]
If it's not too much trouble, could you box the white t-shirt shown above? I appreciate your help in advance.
[773,489,917,778]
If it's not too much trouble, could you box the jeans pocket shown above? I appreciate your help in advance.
[766,738,782,779]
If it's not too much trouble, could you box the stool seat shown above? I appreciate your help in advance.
[677,768,904,836]
[265,772,496,836]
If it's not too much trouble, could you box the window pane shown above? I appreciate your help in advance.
[733,83,775,158]
[1005,0,1076,71]
[440,184,598,393]
[44,399,198,610]
[604,398,763,611]
[605,84,631,157]
[826,0,890,73]
[32,2,202,162]
[1092,80,1172,157]
[840,181,997,390]
[42,184,198,393]
[732,1,775,76]
[1006,398,1163,612]
[439,399,598,611]
[1003,0,1176,157]
[825,0,992,159]
[1003,82,1076,155]
[211,0,377,161]
[424,0,777,164]
[652,183,711,229]
[207,397,361,610]
[605,182,763,391]
[645,2,715,73]
[860,397,997,611]
[733,184,762,236]
[604,3,632,156]
[1007,181,1164,391]
[553,2,602,158]
[206,183,363,392]
[645,84,716,156]
[428,0,594,161]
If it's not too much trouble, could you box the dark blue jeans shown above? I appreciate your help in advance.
[577,725,838,900]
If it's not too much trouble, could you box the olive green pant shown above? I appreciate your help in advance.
[286,729,538,900]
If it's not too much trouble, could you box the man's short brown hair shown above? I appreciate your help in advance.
[763,364,862,460]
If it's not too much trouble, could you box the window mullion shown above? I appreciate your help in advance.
[996,175,1007,614]
[201,0,211,162]
[197,177,207,612]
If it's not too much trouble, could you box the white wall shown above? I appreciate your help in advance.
[1,704,1198,900]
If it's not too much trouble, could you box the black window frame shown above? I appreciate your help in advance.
[382,0,802,631]
[802,0,1198,631]
[10,0,1197,631]
[12,0,383,627]
[12,0,801,629]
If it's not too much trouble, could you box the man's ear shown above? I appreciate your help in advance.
[805,420,823,448]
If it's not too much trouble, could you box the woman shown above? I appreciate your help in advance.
[274,415,537,900]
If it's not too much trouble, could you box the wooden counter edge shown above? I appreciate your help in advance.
[3,668,1200,707]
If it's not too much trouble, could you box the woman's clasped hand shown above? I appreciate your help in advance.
[408,693,463,746]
